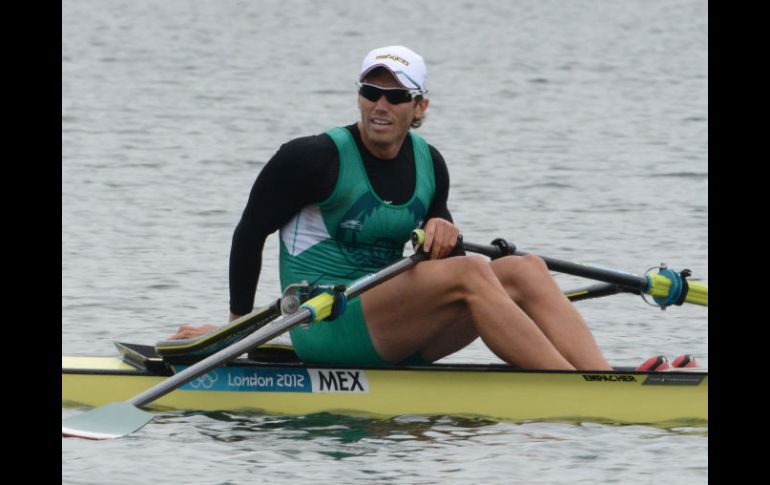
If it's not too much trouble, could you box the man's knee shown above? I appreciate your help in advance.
[519,254,549,275]
[492,254,552,289]
[448,255,501,295]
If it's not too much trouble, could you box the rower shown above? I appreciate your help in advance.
[168,45,614,371]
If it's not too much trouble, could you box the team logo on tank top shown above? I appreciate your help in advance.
[335,192,426,272]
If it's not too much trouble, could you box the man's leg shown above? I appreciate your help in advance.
[490,255,611,370]
[361,255,576,369]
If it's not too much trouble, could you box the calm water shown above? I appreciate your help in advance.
[62,0,708,483]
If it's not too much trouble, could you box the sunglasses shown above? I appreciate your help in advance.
[357,82,423,105]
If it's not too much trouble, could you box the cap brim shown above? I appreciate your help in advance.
[359,64,421,91]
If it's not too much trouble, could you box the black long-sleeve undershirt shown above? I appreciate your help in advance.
[229,124,453,316]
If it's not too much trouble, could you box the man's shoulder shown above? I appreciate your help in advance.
[427,143,445,164]
[278,131,337,156]
[265,131,341,182]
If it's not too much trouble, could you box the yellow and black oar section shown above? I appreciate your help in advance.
[460,237,708,309]
[642,265,708,308]
[563,282,641,302]
[62,230,431,440]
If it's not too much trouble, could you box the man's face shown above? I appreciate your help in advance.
[357,68,428,159]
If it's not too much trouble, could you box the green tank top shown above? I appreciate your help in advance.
[279,127,435,289]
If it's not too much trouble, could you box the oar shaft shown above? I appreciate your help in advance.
[528,251,648,290]
[684,280,708,306]
[461,241,647,291]
[347,252,428,298]
[564,283,640,302]
[461,240,707,307]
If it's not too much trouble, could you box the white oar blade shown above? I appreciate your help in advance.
[62,402,154,440]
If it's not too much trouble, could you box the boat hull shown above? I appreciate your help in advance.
[62,355,707,425]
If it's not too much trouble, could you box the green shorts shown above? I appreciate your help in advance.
[289,298,429,367]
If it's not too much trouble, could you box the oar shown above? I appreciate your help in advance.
[62,231,431,440]
[564,282,640,302]
[461,238,708,308]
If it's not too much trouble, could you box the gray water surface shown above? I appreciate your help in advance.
[62,1,708,483]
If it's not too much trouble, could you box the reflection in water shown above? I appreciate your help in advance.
[141,410,708,484]
[185,411,501,446]
[164,410,706,451]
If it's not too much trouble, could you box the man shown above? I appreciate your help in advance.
[172,45,612,371]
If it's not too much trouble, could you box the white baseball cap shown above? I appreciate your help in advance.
[359,45,429,94]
